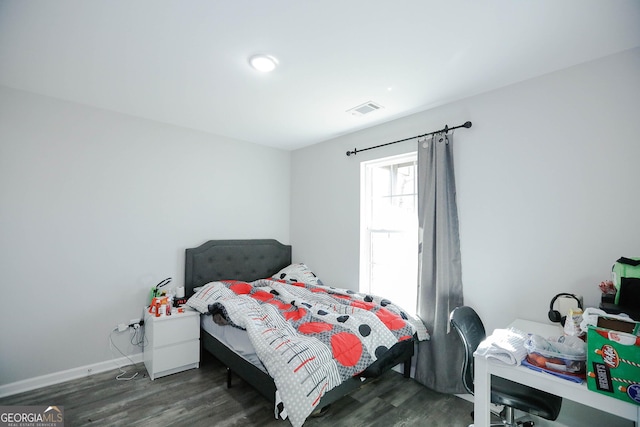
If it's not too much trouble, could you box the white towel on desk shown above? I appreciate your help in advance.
[474,327,528,366]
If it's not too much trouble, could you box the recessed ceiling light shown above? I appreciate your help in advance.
[249,54,279,72]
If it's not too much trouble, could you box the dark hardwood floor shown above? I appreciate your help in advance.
[0,351,474,426]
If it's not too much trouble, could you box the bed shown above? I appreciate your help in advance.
[184,239,429,427]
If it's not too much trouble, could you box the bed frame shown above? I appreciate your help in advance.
[184,239,414,412]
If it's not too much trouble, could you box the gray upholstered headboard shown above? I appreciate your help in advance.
[184,239,292,295]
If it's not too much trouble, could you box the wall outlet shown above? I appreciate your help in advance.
[128,318,144,328]
[117,323,128,332]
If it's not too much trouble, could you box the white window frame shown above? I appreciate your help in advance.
[359,152,418,314]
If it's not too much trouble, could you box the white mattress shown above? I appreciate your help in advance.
[200,314,265,370]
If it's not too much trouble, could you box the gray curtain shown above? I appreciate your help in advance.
[414,132,465,394]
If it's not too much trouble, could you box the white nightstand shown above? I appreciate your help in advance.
[144,308,200,380]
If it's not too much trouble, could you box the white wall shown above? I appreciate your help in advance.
[1,46,638,404]
[291,47,640,334]
[0,86,290,387]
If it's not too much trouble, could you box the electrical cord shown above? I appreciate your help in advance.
[130,323,147,348]
[109,327,143,381]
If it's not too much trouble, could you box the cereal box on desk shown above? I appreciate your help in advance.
[586,316,640,405]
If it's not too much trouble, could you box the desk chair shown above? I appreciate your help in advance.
[450,306,562,427]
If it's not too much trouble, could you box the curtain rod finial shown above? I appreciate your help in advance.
[463,121,472,128]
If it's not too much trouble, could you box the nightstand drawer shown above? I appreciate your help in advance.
[152,340,200,373]
[148,312,200,348]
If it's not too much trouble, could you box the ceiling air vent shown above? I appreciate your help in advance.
[347,101,384,116]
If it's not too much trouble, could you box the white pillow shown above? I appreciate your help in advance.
[185,282,219,313]
[272,263,323,286]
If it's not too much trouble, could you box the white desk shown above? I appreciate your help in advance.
[473,319,640,426]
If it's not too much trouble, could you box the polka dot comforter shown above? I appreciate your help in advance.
[200,278,429,427]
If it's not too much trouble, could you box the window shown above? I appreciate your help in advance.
[360,152,418,314]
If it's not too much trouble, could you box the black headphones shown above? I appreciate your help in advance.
[548,293,583,325]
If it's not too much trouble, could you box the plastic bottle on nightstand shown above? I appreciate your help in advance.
[159,302,166,316]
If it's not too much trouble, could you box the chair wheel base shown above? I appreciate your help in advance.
[467,422,533,427]
[468,410,535,427]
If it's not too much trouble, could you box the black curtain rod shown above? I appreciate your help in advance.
[345,121,472,157]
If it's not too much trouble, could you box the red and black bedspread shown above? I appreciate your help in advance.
[194,278,429,427]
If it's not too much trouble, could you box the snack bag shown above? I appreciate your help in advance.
[564,308,585,338]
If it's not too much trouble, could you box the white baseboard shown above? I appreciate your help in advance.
[455,392,473,403]
[0,354,144,399]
